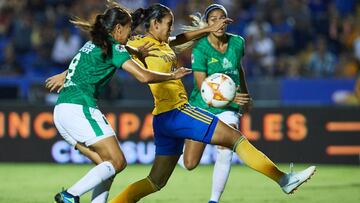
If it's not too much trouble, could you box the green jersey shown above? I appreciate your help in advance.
[189,34,245,114]
[57,38,131,108]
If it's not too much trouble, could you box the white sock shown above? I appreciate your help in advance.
[91,178,113,203]
[209,148,233,202]
[177,154,186,169]
[67,161,116,196]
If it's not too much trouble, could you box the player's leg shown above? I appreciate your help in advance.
[173,104,283,182]
[175,104,314,194]
[209,111,238,203]
[178,139,206,170]
[53,104,126,202]
[210,120,315,194]
[75,143,114,203]
[91,177,113,203]
[175,103,218,172]
[65,135,126,198]
[211,120,284,181]
[110,110,184,203]
[178,139,232,203]
[72,143,114,203]
[178,137,233,203]
[75,143,103,164]
[109,155,180,203]
[209,146,232,203]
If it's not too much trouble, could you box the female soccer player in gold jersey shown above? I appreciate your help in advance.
[109,4,316,203]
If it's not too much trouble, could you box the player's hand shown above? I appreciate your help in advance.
[242,97,253,113]
[206,18,233,32]
[136,41,159,59]
[172,67,192,79]
[233,86,253,113]
[233,93,250,105]
[233,87,251,108]
[45,73,66,93]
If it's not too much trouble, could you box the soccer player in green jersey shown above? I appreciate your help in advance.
[177,4,252,203]
[46,3,191,203]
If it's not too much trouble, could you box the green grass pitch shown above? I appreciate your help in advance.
[0,163,359,203]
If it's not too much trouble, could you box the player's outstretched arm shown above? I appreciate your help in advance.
[235,64,252,112]
[122,59,191,83]
[169,18,232,47]
[45,70,68,93]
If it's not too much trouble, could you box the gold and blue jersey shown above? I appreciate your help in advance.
[127,36,188,115]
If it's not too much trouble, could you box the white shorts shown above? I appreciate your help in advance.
[216,111,241,129]
[53,103,116,147]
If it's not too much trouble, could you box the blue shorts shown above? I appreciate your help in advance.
[153,103,219,155]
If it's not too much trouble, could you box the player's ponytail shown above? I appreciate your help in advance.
[131,8,147,31]
[70,1,131,59]
[181,13,208,33]
[131,4,171,31]
[91,14,112,58]
[173,4,228,54]
[172,13,208,54]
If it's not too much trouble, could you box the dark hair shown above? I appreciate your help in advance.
[204,4,228,22]
[70,4,131,58]
[131,3,171,31]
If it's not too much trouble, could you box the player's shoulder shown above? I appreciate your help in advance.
[112,43,128,54]
[127,35,146,47]
[227,33,245,50]
[228,33,245,44]
[193,36,209,51]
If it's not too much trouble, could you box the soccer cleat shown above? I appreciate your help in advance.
[54,190,80,203]
[279,163,316,194]
[208,201,218,203]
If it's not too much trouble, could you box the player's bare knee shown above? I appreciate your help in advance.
[184,159,198,170]
[110,158,127,173]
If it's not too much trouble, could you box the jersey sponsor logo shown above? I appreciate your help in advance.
[159,53,176,63]
[222,58,233,69]
[64,80,76,88]
[115,44,128,53]
[224,69,239,77]
[80,41,95,54]
[208,57,219,64]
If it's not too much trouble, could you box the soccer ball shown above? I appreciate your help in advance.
[200,73,236,108]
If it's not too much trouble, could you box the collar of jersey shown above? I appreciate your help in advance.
[205,33,231,55]
[143,35,167,46]
[108,35,119,44]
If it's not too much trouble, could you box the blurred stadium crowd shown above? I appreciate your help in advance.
[0,0,359,100]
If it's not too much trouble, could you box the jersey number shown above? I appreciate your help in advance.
[64,53,81,87]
